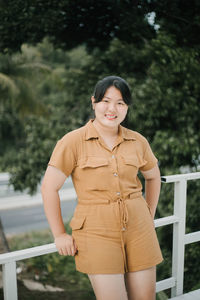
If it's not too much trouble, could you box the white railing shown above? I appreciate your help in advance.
[0,172,200,300]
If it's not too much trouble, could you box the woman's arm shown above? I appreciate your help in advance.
[140,164,161,219]
[41,166,77,256]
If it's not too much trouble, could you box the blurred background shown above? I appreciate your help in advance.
[0,1,200,299]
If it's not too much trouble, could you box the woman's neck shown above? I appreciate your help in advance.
[92,119,119,138]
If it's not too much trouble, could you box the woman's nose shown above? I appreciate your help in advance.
[108,102,116,112]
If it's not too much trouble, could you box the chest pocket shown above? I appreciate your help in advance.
[121,154,147,179]
[78,157,109,190]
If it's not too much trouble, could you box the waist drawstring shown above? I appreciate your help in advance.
[117,198,129,231]
[117,198,129,272]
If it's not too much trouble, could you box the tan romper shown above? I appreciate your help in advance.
[48,119,163,274]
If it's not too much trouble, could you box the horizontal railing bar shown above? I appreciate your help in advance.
[161,172,200,183]
[0,216,180,265]
[0,172,9,182]
[156,277,176,293]
[0,243,57,264]
[155,215,179,228]
[184,231,200,245]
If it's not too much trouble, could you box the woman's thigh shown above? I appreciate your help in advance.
[125,266,156,300]
[88,273,128,300]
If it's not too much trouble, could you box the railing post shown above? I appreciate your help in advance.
[2,261,18,300]
[171,179,187,297]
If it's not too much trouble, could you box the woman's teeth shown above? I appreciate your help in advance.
[105,115,117,119]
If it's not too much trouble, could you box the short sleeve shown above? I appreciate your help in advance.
[48,134,77,177]
[139,138,158,172]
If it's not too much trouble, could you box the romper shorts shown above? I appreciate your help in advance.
[70,194,163,274]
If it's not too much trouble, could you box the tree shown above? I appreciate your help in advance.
[132,33,200,173]
[4,41,93,193]
[0,0,155,53]
[0,44,51,170]
[1,1,200,54]
[148,0,200,48]
[0,44,51,113]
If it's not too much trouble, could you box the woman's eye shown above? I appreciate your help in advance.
[102,99,109,103]
[118,102,125,105]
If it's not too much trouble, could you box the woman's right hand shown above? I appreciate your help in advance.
[54,233,78,256]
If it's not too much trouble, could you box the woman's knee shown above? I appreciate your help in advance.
[125,267,156,300]
[88,273,128,300]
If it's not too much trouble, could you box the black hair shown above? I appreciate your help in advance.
[93,76,132,105]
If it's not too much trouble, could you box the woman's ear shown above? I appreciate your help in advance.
[91,96,95,110]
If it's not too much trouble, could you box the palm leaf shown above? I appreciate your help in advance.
[18,62,51,73]
[0,72,19,96]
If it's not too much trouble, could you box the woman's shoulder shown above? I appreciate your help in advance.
[122,126,149,145]
[58,124,87,145]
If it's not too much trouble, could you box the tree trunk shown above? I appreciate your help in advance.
[0,217,10,253]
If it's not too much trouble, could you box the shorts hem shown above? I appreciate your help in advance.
[76,258,163,274]
[76,267,125,275]
[127,257,164,273]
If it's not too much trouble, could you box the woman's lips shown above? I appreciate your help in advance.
[105,114,117,120]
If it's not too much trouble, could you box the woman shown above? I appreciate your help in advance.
[41,76,163,300]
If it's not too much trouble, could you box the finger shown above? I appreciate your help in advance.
[71,247,75,256]
[73,239,78,249]
[67,243,75,256]
[62,248,69,256]
[73,241,78,254]
[70,246,75,256]
[58,248,63,256]
[63,244,71,256]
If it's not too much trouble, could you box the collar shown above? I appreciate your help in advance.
[85,119,99,140]
[85,119,136,141]
[119,125,136,141]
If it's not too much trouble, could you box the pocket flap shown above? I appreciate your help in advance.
[80,157,108,168]
[122,155,147,168]
[122,155,140,167]
[69,216,86,230]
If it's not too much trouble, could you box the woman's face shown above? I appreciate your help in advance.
[91,86,128,129]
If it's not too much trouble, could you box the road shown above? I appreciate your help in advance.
[0,175,77,235]
[0,199,77,235]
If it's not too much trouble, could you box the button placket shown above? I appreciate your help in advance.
[111,151,122,201]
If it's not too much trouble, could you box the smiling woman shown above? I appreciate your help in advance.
[90,76,130,148]
[91,86,128,144]
[41,75,163,300]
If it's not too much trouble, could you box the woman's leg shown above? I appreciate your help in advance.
[125,266,156,300]
[88,273,128,300]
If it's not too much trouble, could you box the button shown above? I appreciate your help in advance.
[113,173,118,177]
[111,155,115,158]
[121,227,126,231]
[116,192,120,196]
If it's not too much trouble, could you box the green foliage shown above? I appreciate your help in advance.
[0,44,51,173]
[1,1,200,54]
[0,46,50,115]
[148,0,200,48]
[0,1,155,54]
[156,291,168,300]
[131,32,200,175]
[1,42,92,193]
